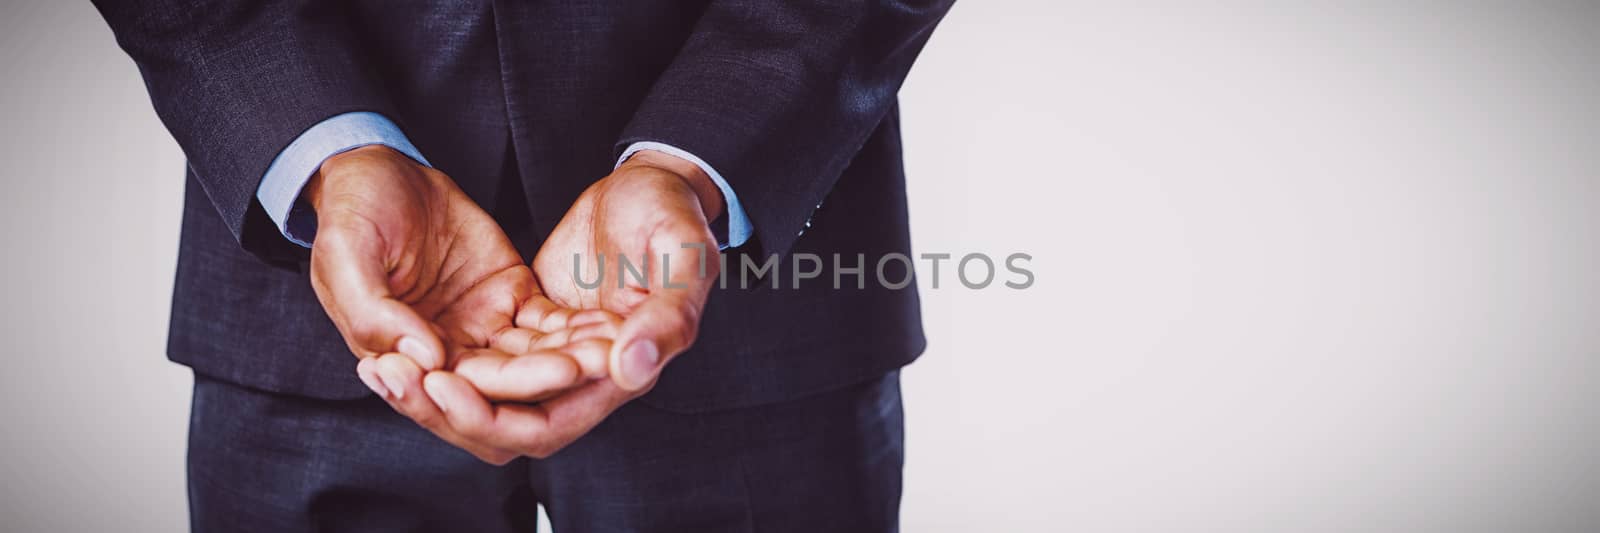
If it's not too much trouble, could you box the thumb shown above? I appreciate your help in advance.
[310,219,447,370]
[351,298,448,370]
[609,293,701,392]
[607,222,717,391]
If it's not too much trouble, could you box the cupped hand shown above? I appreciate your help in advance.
[306,145,611,463]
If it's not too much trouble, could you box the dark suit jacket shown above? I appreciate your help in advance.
[94,0,950,412]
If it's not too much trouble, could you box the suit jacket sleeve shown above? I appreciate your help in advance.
[93,0,396,261]
[616,0,955,257]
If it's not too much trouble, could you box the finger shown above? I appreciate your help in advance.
[423,371,557,456]
[527,318,621,352]
[514,298,576,333]
[532,378,636,451]
[452,348,582,402]
[421,371,511,443]
[515,298,621,333]
[310,221,446,369]
[486,322,614,375]
[425,372,630,458]
[484,314,616,381]
[487,327,541,357]
[356,356,389,398]
[372,352,440,416]
[568,308,621,328]
[561,337,613,380]
[371,353,517,464]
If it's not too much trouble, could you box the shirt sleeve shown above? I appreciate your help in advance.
[616,141,752,250]
[257,111,432,247]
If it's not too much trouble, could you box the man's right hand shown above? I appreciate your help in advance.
[305,145,612,464]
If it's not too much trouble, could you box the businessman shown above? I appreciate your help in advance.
[96,1,950,531]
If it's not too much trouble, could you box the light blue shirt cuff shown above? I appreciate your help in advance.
[256,111,431,247]
[616,141,752,250]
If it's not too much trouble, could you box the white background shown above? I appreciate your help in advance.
[3,2,1598,531]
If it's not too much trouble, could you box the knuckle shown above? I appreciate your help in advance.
[454,420,492,441]
[341,340,371,360]
[672,301,701,348]
[407,407,443,429]
[309,225,348,252]
[348,315,386,345]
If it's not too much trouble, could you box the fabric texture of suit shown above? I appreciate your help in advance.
[93,0,949,411]
[188,371,905,532]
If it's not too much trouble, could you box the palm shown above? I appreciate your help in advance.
[434,262,619,398]
[532,166,717,315]
[308,146,609,396]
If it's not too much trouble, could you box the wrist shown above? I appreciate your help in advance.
[307,144,427,214]
[621,149,725,222]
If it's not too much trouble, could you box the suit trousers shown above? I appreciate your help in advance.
[186,369,904,532]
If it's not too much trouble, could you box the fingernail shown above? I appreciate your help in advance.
[619,340,660,389]
[423,377,451,414]
[397,336,436,367]
[378,365,407,401]
[357,362,389,398]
